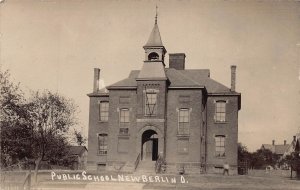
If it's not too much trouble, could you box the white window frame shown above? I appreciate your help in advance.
[214,100,227,122]
[215,135,226,157]
[98,133,108,155]
[144,89,159,116]
[119,108,130,135]
[99,101,109,122]
[178,108,190,135]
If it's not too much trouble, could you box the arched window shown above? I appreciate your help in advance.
[148,52,159,61]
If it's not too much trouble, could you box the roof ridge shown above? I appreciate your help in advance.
[169,68,201,86]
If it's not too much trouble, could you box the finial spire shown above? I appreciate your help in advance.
[155,5,158,24]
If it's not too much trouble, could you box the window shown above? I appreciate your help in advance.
[178,108,189,135]
[177,139,189,153]
[97,164,106,171]
[98,134,108,155]
[215,135,225,157]
[148,52,159,61]
[99,101,109,121]
[145,92,157,116]
[215,101,226,122]
[120,108,129,135]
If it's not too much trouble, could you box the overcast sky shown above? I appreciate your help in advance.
[1,0,300,151]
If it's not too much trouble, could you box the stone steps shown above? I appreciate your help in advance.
[135,161,156,174]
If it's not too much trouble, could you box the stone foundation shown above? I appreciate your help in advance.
[165,162,204,174]
[205,164,238,175]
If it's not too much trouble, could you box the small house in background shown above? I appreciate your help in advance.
[68,146,88,170]
[282,133,300,158]
[261,140,289,157]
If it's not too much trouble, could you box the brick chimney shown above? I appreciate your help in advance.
[272,140,275,145]
[293,136,296,142]
[231,65,237,91]
[93,68,100,92]
[169,53,186,70]
[284,140,287,145]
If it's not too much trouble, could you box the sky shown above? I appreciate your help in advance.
[1,0,300,152]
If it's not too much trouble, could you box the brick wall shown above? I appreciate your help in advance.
[166,89,205,174]
[205,95,239,174]
[87,95,109,170]
[87,87,240,174]
[106,90,138,170]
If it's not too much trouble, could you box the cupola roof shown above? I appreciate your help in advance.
[144,19,163,47]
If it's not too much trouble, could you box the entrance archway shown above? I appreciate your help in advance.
[141,130,158,161]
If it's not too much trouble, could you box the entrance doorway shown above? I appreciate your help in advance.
[141,130,158,161]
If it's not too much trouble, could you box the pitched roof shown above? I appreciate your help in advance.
[144,23,163,47]
[137,62,167,80]
[108,68,236,94]
[108,70,138,88]
[262,144,289,155]
[68,146,87,156]
[275,145,290,155]
[178,69,232,93]
[262,144,275,152]
[282,133,300,158]
[166,68,202,87]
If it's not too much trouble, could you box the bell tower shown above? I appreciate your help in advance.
[143,8,167,66]
[138,8,167,80]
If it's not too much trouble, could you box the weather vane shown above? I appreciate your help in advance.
[155,5,158,24]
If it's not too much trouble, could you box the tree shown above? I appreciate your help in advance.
[249,148,279,169]
[25,90,77,182]
[282,151,300,179]
[0,70,31,169]
[73,129,87,146]
[238,143,250,162]
[1,70,79,176]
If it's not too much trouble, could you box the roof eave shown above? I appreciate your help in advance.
[106,86,137,90]
[87,92,109,97]
[136,77,168,81]
[168,86,205,89]
[143,45,167,52]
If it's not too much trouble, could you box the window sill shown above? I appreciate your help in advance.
[177,134,190,139]
[97,154,107,156]
[118,134,130,139]
[215,156,226,159]
[98,120,108,123]
[214,121,228,124]
[177,152,189,155]
[144,115,157,117]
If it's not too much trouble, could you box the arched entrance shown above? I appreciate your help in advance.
[141,130,158,161]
